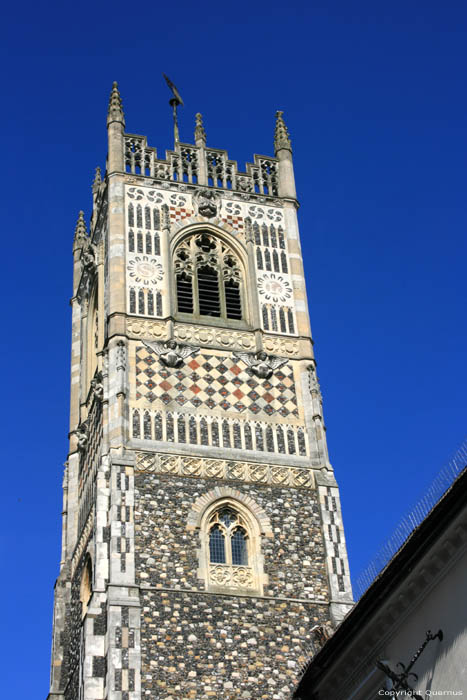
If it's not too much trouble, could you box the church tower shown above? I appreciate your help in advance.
[47,82,353,700]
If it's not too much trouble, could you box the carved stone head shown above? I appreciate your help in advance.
[195,188,219,218]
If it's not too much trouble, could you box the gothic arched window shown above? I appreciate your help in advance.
[174,232,244,321]
[80,556,93,619]
[199,498,266,594]
[209,507,249,567]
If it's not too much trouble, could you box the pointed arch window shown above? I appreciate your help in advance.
[174,232,244,321]
[200,500,266,593]
[209,508,249,567]
[80,556,93,619]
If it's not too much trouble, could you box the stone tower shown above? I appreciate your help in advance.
[47,82,353,700]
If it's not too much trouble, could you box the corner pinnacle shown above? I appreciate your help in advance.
[74,210,88,248]
[107,81,125,127]
[92,166,102,192]
[274,110,292,155]
[194,113,206,146]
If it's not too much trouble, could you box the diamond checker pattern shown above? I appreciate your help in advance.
[135,347,298,418]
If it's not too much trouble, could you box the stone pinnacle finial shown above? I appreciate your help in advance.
[194,113,206,146]
[92,166,102,192]
[74,210,88,248]
[107,81,125,127]
[274,110,292,155]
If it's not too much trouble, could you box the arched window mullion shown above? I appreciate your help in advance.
[225,524,232,566]
[231,527,248,566]
[219,259,228,319]
[193,264,200,316]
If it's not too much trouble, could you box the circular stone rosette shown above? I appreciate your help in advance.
[127,256,164,285]
[257,273,292,303]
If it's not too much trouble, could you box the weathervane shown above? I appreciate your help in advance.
[163,73,184,148]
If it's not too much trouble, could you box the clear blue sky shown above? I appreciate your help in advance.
[1,1,465,696]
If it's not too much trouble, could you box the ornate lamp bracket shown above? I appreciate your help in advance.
[376,629,443,699]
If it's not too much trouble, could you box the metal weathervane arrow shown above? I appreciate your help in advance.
[163,73,184,147]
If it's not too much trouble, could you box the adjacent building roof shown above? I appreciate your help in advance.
[293,464,467,699]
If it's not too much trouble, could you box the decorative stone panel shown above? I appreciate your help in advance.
[136,453,314,490]
[125,320,304,360]
[126,319,168,340]
[134,346,299,419]
[131,411,308,456]
[174,323,256,351]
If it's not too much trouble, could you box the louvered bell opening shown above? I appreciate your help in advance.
[198,266,221,317]
[225,280,242,319]
[176,274,193,313]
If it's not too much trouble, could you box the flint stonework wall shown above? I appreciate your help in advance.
[140,588,325,699]
[62,555,86,700]
[134,472,331,698]
[134,473,328,597]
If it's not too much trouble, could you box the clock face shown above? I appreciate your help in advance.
[127,256,164,285]
[257,273,292,303]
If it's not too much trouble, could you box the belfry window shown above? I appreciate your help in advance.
[198,265,220,316]
[176,272,193,313]
[174,232,244,321]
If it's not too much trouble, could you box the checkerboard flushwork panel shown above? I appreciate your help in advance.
[170,206,191,223]
[135,347,299,419]
[221,215,244,233]
[321,486,349,595]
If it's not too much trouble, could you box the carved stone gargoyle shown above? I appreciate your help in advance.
[143,340,199,368]
[232,351,287,380]
[90,371,104,401]
[76,420,89,451]
[81,243,96,274]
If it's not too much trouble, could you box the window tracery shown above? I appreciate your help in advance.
[174,232,244,321]
[208,508,248,566]
[201,501,264,592]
